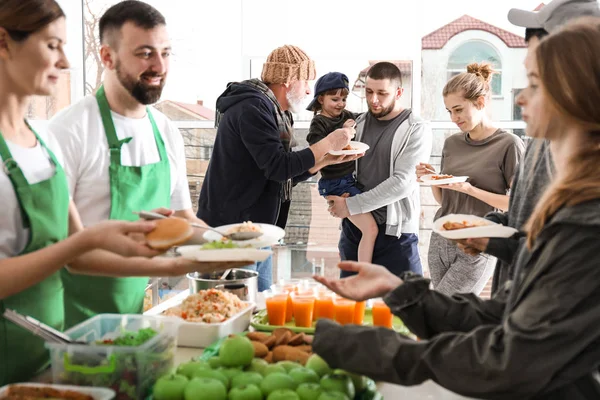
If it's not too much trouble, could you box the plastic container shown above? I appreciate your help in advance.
[291,292,316,328]
[371,298,394,328]
[144,289,255,348]
[264,288,288,326]
[334,297,356,325]
[0,383,115,400]
[45,314,179,400]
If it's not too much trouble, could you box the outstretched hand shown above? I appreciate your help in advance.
[313,261,403,301]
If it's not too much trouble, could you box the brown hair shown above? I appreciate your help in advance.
[524,17,600,248]
[0,0,65,42]
[442,62,496,103]
[311,87,350,114]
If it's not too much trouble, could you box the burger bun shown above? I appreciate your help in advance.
[145,217,194,250]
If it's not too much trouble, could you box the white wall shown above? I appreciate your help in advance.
[57,0,85,103]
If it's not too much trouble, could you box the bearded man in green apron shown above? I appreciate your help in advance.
[49,1,207,328]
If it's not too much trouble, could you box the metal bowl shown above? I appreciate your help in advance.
[187,269,258,303]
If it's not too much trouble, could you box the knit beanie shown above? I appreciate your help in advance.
[261,45,316,85]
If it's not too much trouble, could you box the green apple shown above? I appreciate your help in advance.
[319,374,354,399]
[208,356,223,369]
[316,392,349,400]
[192,368,229,389]
[153,373,188,400]
[176,360,210,378]
[184,377,227,400]
[305,355,332,378]
[295,383,323,400]
[333,369,368,392]
[219,335,255,368]
[267,389,300,400]
[231,372,264,389]
[228,384,264,400]
[260,372,297,396]
[246,358,269,376]
[263,364,287,376]
[288,368,319,386]
[220,367,245,381]
[276,361,302,373]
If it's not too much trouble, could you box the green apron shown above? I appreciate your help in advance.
[0,128,69,384]
[61,85,171,328]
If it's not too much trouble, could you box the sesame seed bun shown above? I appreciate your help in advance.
[145,217,194,250]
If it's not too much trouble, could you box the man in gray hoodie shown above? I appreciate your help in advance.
[327,62,432,277]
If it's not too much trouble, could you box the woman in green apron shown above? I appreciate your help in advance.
[0,0,244,384]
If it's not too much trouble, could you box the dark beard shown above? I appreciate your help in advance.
[115,61,165,105]
[368,99,395,119]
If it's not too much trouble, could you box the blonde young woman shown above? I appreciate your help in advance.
[0,0,244,384]
[416,63,524,295]
[313,17,600,399]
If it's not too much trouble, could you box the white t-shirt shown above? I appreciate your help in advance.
[0,129,64,259]
[48,95,192,226]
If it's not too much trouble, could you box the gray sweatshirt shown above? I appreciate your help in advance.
[314,199,600,400]
[346,111,433,236]
[486,139,554,292]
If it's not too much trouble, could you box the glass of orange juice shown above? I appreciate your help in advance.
[314,288,335,321]
[371,298,393,328]
[334,296,356,325]
[271,283,295,323]
[291,289,316,328]
[264,289,288,326]
[353,300,366,325]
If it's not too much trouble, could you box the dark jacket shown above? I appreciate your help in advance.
[197,82,315,227]
[307,110,360,180]
[314,199,600,399]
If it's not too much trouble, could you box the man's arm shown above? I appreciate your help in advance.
[346,122,432,215]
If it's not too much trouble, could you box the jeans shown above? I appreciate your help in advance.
[243,248,273,292]
[338,219,422,278]
[318,173,362,197]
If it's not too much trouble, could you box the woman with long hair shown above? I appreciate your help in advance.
[313,17,600,399]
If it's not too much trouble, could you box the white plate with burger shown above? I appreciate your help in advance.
[433,214,519,240]
[203,221,285,248]
[328,141,370,156]
[175,242,272,262]
[420,174,469,186]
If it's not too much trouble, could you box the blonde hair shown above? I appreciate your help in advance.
[443,62,496,103]
[524,17,600,248]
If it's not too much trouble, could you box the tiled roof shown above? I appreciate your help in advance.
[422,15,527,49]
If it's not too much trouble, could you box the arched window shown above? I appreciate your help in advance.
[447,41,502,96]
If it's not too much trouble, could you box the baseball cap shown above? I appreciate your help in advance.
[306,72,350,111]
[508,0,600,32]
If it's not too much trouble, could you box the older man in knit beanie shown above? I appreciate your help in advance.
[197,44,358,292]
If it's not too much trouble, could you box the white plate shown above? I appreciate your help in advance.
[203,223,285,248]
[176,245,272,262]
[144,290,255,347]
[433,214,519,239]
[0,383,115,400]
[420,174,469,186]
[328,141,370,156]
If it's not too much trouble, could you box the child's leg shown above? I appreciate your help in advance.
[348,212,378,263]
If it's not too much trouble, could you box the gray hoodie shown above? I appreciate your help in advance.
[314,199,600,399]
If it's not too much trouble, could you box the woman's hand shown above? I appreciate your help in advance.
[438,182,473,194]
[81,220,161,258]
[313,261,403,301]
[416,162,435,181]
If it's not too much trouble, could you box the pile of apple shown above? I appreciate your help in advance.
[153,335,381,400]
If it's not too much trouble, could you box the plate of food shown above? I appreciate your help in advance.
[420,174,469,186]
[203,221,285,248]
[433,214,519,239]
[0,383,115,400]
[144,289,254,347]
[329,141,370,156]
[175,241,272,262]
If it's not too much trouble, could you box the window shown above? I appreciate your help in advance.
[447,41,502,96]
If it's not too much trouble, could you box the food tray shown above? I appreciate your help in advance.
[144,290,255,348]
[0,383,115,400]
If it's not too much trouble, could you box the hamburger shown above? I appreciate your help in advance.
[145,217,194,250]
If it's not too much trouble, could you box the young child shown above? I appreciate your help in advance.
[306,72,378,263]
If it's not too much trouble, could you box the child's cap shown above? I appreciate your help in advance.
[306,72,350,111]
